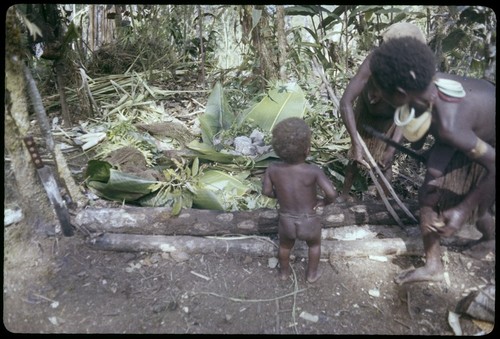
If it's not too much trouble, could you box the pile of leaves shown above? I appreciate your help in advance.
[70,72,351,214]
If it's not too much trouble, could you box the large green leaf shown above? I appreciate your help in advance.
[236,82,307,133]
[192,169,250,211]
[199,82,234,145]
[86,160,196,211]
[87,166,161,202]
[285,5,331,17]
[85,160,112,182]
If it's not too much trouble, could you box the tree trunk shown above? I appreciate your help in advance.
[276,5,287,81]
[74,201,419,236]
[197,5,206,84]
[4,7,57,235]
[244,5,277,88]
[24,64,88,208]
[54,59,72,128]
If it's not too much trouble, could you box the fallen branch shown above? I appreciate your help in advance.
[312,56,340,112]
[357,131,418,224]
[196,289,307,303]
[366,167,404,228]
[86,233,424,257]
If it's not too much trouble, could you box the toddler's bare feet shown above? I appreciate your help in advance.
[279,267,290,281]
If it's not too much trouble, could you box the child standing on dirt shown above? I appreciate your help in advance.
[262,117,338,283]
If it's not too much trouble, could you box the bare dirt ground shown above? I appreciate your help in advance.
[3,196,495,334]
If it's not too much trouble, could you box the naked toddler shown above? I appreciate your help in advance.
[262,118,338,283]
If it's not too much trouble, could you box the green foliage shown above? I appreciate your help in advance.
[191,81,307,164]
[86,162,162,203]
[85,157,202,214]
[236,82,307,132]
[139,157,200,212]
[199,82,235,145]
[85,160,112,182]
[438,6,496,78]
[192,169,249,210]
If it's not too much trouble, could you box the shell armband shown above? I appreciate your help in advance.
[467,138,489,159]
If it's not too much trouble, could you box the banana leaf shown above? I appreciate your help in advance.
[86,160,162,202]
[236,82,307,132]
[198,81,234,145]
[190,82,307,167]
[85,160,113,182]
[192,169,250,211]
[87,169,162,202]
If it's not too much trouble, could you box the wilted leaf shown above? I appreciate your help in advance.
[75,132,107,151]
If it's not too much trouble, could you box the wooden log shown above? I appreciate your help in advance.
[75,201,419,236]
[86,232,424,258]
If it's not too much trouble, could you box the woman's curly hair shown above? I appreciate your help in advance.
[271,117,311,164]
[370,36,436,93]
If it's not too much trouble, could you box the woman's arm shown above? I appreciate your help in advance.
[339,54,373,164]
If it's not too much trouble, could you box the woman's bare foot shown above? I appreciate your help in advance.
[394,266,444,285]
[306,268,322,283]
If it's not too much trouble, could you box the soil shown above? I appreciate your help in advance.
[3,199,495,334]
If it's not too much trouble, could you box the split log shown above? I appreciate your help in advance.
[87,232,424,258]
[74,201,419,236]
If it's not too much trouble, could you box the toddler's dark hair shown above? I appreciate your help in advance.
[370,36,436,93]
[271,117,311,164]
